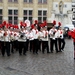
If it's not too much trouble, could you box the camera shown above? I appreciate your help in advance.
[60,35,62,37]
[53,32,55,35]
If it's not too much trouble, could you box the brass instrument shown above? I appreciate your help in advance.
[19,31,27,40]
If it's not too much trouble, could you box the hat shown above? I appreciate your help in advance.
[58,22,61,27]
[34,20,38,24]
[53,20,56,26]
[31,24,34,29]
[3,21,7,25]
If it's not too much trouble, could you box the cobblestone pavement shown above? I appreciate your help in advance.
[0,39,75,75]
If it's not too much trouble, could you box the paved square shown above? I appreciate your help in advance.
[0,39,75,75]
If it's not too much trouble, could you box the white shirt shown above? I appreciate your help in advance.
[18,31,27,42]
[32,29,39,39]
[42,30,49,41]
[29,30,34,41]
[49,28,58,40]
[14,31,19,40]
[38,31,44,40]
[4,30,10,42]
[57,29,64,39]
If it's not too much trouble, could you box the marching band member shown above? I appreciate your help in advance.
[10,25,15,53]
[0,25,3,54]
[57,26,65,52]
[32,24,39,54]
[2,26,10,56]
[49,26,58,53]
[13,25,19,51]
[38,26,43,51]
[41,25,50,54]
[18,25,27,55]
[23,24,29,51]
[29,27,34,52]
[0,27,5,56]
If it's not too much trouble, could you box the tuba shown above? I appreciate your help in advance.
[19,31,27,40]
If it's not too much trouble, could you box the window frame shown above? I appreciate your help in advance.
[23,9,33,24]
[8,0,18,3]
[38,0,47,4]
[0,9,3,24]
[24,0,33,3]
[38,10,47,23]
[8,9,18,24]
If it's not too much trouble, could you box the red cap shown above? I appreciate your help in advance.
[34,20,38,24]
[31,24,34,29]
[58,22,61,26]
[6,23,10,28]
[43,21,47,26]
[23,23,27,28]
[20,21,23,26]
[3,21,7,25]
[53,20,56,25]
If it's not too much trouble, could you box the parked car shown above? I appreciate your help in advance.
[64,24,74,30]
[63,24,74,38]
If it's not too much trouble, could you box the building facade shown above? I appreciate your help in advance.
[72,0,75,26]
[0,0,72,27]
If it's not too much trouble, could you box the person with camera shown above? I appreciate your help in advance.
[18,26,27,56]
[49,26,58,53]
[57,26,65,52]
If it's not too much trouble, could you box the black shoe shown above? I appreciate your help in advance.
[2,55,4,57]
[61,48,64,51]
[33,52,35,54]
[36,52,38,54]
[56,51,59,53]
[47,52,50,53]
[59,50,62,52]
[42,52,44,54]
[23,53,26,56]
[51,51,53,53]
[11,51,14,53]
[19,53,22,55]
[7,54,10,56]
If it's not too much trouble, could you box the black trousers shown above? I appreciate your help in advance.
[50,38,58,53]
[38,40,42,51]
[30,40,34,52]
[1,41,10,56]
[58,38,65,51]
[42,41,49,53]
[33,39,39,54]
[10,41,14,53]
[26,39,29,51]
[14,40,19,51]
[19,41,26,55]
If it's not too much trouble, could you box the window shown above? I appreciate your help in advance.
[24,0,32,3]
[64,4,67,7]
[56,4,58,7]
[38,11,42,15]
[38,10,47,23]
[0,0,2,2]
[8,9,18,24]
[23,10,33,24]
[38,0,47,4]
[8,0,18,2]
[0,9,3,24]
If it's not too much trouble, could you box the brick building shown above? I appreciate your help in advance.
[0,0,72,27]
